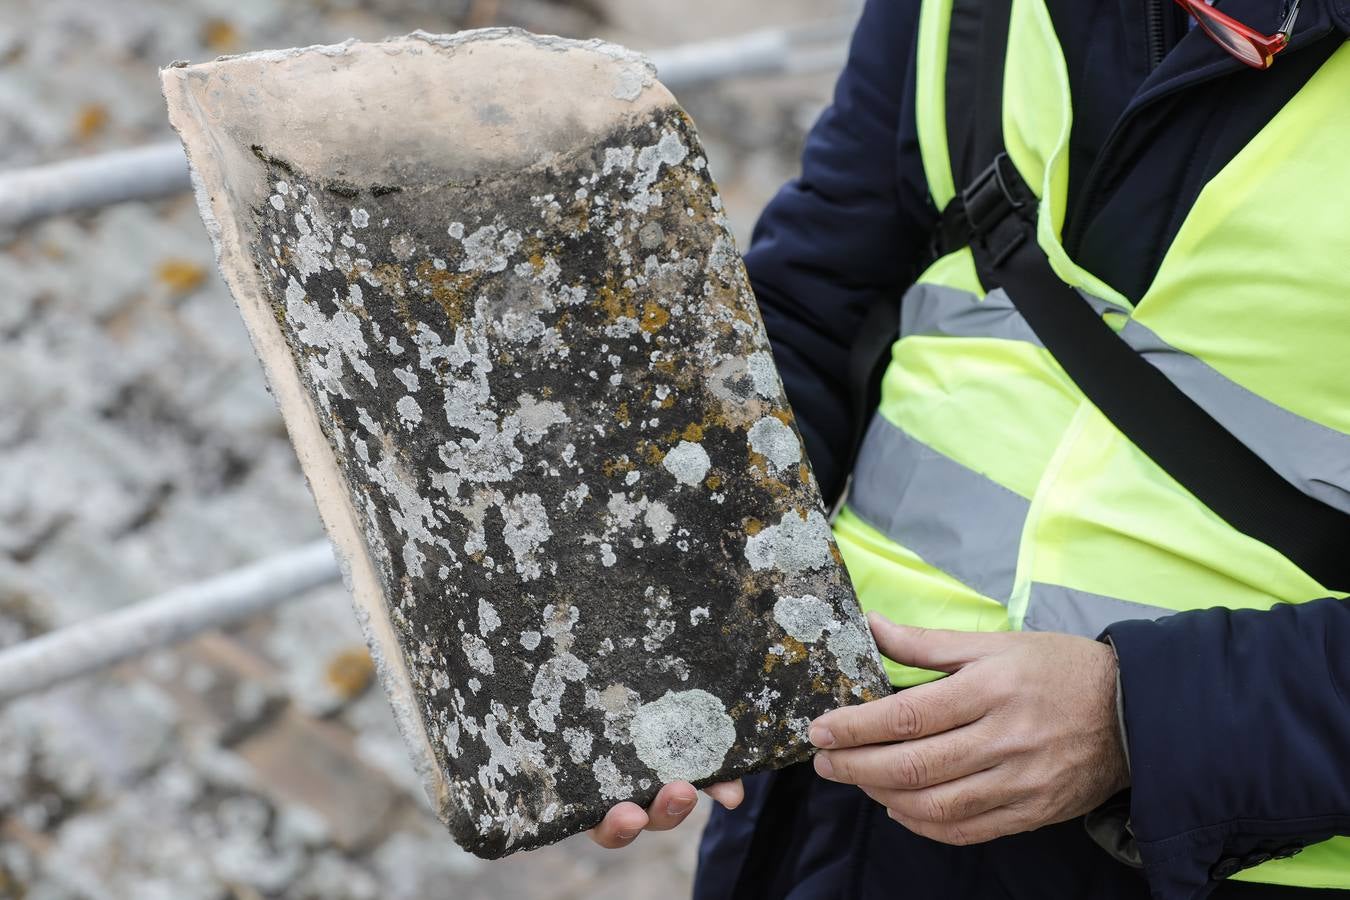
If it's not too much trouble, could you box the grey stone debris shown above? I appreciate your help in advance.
[163,28,890,858]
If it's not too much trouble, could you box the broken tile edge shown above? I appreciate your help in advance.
[161,60,453,823]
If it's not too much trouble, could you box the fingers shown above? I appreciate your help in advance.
[704,779,745,810]
[809,668,988,750]
[815,725,997,789]
[643,781,699,832]
[858,766,1013,826]
[866,613,1007,674]
[589,801,649,849]
[886,801,1035,847]
[589,779,741,849]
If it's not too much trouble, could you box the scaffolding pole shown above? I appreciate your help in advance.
[0,142,192,232]
[0,541,340,702]
[0,20,851,232]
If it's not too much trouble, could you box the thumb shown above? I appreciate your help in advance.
[867,612,1006,673]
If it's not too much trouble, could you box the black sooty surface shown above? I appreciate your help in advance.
[248,106,891,857]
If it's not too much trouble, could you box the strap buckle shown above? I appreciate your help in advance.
[961,153,1033,269]
[961,152,1025,238]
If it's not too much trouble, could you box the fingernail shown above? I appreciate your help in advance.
[616,830,638,841]
[808,725,835,748]
[814,753,834,779]
[666,797,694,817]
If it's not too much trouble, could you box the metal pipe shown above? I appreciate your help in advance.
[0,541,340,702]
[650,19,852,88]
[0,142,191,232]
[0,21,851,232]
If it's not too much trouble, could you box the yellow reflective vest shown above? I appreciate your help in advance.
[832,0,1350,888]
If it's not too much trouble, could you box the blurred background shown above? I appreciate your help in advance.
[0,0,857,896]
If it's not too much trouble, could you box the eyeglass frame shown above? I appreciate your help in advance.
[1173,0,1302,69]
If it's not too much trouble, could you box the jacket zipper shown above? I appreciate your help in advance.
[1146,0,1168,70]
[1064,0,1172,258]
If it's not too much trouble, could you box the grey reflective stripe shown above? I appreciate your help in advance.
[899,281,1350,517]
[848,413,1027,601]
[1120,320,1350,515]
[900,283,1127,344]
[901,283,1038,343]
[1022,583,1175,638]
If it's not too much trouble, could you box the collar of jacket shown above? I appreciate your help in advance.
[1130,0,1349,113]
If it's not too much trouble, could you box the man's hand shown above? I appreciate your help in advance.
[589,780,744,849]
[810,614,1128,846]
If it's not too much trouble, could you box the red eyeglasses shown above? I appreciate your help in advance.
[1175,0,1302,69]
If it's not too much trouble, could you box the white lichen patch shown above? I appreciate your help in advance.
[284,277,378,392]
[772,595,835,644]
[592,755,634,801]
[461,634,495,676]
[748,415,801,475]
[746,350,780,399]
[500,493,551,581]
[478,599,500,634]
[662,440,710,487]
[527,652,589,733]
[630,690,736,783]
[744,510,834,574]
[642,501,675,544]
[396,395,423,427]
[825,621,879,684]
[562,727,593,764]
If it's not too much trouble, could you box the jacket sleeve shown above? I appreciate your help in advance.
[1104,596,1350,899]
[744,0,935,504]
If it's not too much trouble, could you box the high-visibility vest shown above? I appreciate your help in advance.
[832,0,1350,888]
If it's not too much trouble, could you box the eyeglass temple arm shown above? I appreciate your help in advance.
[1277,0,1301,38]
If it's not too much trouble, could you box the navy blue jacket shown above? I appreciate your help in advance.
[746,0,1350,896]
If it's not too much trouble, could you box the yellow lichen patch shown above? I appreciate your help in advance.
[705,473,722,491]
[602,456,635,478]
[155,258,208,296]
[326,647,375,700]
[764,638,808,674]
[660,393,676,409]
[771,408,795,426]
[636,440,665,466]
[564,198,591,235]
[744,518,763,536]
[639,301,670,334]
[373,263,407,297]
[799,463,813,484]
[857,685,886,703]
[597,282,637,321]
[614,401,630,426]
[779,636,808,665]
[650,356,678,376]
[681,422,704,442]
[200,17,241,53]
[73,103,109,142]
[416,260,475,324]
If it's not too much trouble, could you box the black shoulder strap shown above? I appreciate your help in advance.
[954,155,1350,591]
